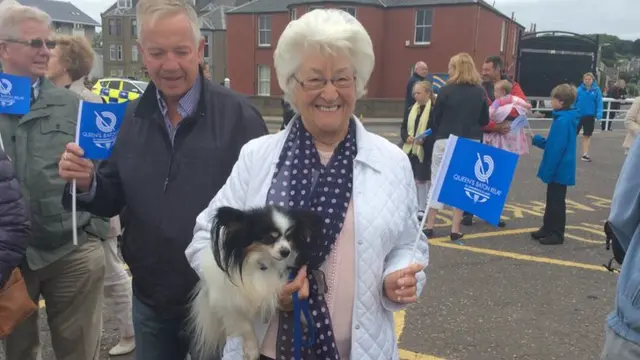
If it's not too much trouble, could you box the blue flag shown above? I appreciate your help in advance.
[0,73,32,115]
[431,135,519,226]
[75,101,127,160]
[509,114,529,133]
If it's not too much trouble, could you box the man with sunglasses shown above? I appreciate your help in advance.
[0,5,109,360]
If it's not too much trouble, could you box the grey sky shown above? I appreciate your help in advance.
[71,0,638,40]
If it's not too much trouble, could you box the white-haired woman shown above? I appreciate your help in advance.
[186,8,428,360]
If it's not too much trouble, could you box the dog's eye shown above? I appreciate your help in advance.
[269,231,280,239]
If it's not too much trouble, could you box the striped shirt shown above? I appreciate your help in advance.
[156,76,201,144]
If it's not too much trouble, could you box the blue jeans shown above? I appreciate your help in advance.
[132,295,220,360]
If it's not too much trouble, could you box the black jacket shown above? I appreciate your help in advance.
[0,150,30,288]
[432,83,489,141]
[280,99,295,130]
[63,77,268,314]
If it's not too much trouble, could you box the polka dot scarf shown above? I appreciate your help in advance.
[267,117,357,360]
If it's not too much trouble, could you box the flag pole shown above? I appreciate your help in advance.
[72,179,77,246]
[72,101,84,246]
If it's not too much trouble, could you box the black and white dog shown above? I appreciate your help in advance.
[189,205,320,360]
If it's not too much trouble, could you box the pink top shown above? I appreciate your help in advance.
[260,150,356,359]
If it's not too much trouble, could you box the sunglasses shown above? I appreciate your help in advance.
[3,38,56,49]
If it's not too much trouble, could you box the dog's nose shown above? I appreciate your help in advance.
[279,248,291,258]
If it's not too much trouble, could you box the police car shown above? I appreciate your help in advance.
[92,78,148,103]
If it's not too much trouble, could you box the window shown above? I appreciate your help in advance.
[414,9,433,44]
[258,15,271,47]
[108,80,121,89]
[122,82,140,94]
[132,45,138,62]
[500,21,506,53]
[203,35,210,58]
[512,29,519,56]
[131,19,137,37]
[109,44,117,61]
[117,0,132,8]
[257,65,271,96]
[289,8,297,20]
[108,19,121,36]
[340,7,356,17]
[72,23,84,36]
[117,45,123,61]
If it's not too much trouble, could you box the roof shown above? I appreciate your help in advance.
[103,0,247,17]
[228,0,525,28]
[102,0,136,17]
[200,5,234,30]
[14,0,100,26]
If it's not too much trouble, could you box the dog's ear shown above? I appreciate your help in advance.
[290,209,323,240]
[215,206,246,228]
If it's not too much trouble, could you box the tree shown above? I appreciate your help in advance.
[92,32,102,49]
[633,39,640,56]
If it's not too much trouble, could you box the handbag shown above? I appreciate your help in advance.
[0,268,37,336]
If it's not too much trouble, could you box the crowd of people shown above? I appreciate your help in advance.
[0,0,639,359]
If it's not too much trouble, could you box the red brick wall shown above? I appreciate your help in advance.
[226,4,523,98]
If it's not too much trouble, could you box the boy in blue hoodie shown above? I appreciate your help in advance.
[530,84,580,245]
[574,72,603,162]
[601,137,640,359]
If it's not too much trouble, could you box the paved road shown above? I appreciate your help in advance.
[0,126,627,360]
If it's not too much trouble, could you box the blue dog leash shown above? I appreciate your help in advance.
[288,271,316,360]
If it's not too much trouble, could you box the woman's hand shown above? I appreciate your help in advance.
[406,136,414,144]
[495,122,511,134]
[278,265,309,311]
[383,264,424,304]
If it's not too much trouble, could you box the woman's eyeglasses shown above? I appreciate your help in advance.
[293,76,356,91]
[3,38,57,49]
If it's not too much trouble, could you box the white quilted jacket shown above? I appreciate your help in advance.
[185,118,429,359]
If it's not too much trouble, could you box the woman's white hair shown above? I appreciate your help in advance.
[136,0,201,45]
[274,8,374,105]
[0,5,51,40]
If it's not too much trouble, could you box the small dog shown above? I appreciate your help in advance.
[189,205,320,360]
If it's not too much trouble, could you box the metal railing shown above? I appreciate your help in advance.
[527,97,635,127]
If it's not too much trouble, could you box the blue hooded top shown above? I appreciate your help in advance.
[531,108,580,186]
[575,83,603,119]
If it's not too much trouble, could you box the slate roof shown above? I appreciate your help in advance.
[15,0,100,26]
[102,0,246,17]
[227,0,516,27]
[200,5,234,30]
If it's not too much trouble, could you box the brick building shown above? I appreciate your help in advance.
[226,0,524,98]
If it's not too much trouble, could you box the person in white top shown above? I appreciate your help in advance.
[185,8,429,360]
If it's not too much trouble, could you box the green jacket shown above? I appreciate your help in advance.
[0,77,108,269]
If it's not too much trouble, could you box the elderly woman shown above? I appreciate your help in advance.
[185,8,428,360]
[47,35,136,356]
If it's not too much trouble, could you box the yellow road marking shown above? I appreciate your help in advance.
[428,231,609,272]
[395,310,446,360]
[399,349,447,360]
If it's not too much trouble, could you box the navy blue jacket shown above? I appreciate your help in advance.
[0,149,30,288]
